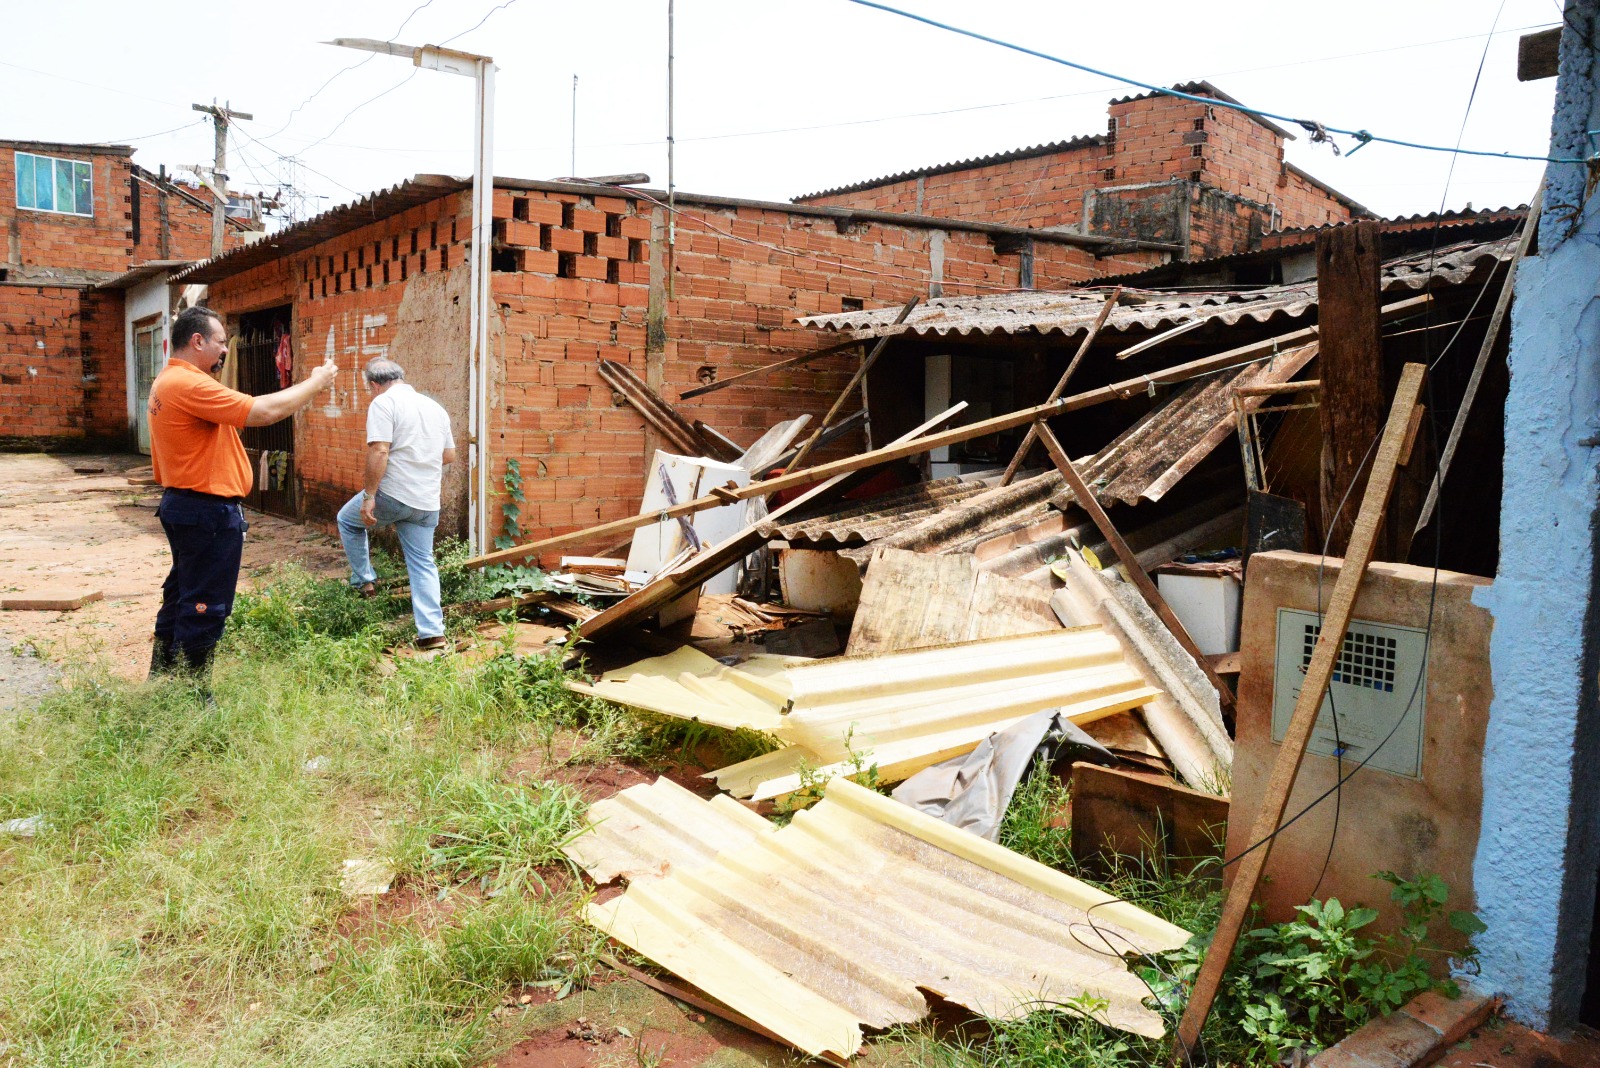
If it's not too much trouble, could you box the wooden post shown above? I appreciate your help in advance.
[787,298,918,473]
[1001,288,1122,486]
[1316,220,1384,556]
[1033,419,1235,716]
[1173,363,1429,1057]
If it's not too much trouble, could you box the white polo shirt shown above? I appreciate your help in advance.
[367,382,454,511]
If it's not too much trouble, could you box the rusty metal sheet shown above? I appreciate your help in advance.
[582,776,1193,1061]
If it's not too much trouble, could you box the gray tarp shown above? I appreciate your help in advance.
[891,708,1116,840]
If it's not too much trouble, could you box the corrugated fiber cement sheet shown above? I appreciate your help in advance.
[583,776,1192,1061]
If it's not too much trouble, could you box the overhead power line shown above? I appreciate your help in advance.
[841,0,1586,164]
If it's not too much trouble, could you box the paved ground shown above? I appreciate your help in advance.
[0,452,345,685]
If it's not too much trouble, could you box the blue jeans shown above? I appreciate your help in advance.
[337,491,444,639]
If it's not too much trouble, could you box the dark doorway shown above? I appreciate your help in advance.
[235,305,297,520]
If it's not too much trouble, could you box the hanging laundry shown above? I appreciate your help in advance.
[273,331,293,390]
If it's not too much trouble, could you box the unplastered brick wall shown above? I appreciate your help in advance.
[204,190,474,527]
[130,174,250,263]
[797,136,1112,231]
[0,145,135,277]
[487,184,1161,550]
[0,282,106,444]
[80,287,126,439]
[800,90,1359,261]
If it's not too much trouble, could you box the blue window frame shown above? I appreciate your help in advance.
[15,152,93,216]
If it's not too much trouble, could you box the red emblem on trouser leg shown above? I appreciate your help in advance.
[195,603,207,614]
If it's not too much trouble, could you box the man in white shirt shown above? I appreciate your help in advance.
[336,358,456,650]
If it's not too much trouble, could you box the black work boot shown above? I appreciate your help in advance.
[178,642,219,708]
[147,636,178,680]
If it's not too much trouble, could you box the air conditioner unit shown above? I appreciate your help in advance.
[1270,607,1429,779]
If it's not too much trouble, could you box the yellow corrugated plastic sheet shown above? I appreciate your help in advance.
[563,647,796,732]
[562,777,773,884]
[584,777,1192,1061]
[707,628,1160,799]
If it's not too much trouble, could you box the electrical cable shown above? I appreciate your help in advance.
[98,118,208,145]
[289,70,421,158]
[840,0,1586,164]
[440,0,524,44]
[255,0,441,142]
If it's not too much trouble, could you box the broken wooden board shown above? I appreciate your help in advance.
[1,589,104,612]
[845,547,1057,656]
[584,777,1192,1061]
[1069,762,1230,880]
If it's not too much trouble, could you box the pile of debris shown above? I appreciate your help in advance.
[443,226,1528,1059]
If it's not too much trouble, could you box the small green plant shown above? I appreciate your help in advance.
[774,725,879,816]
[419,775,587,893]
[494,457,526,552]
[1151,869,1486,1063]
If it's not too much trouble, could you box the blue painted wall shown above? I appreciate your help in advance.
[1472,0,1600,1030]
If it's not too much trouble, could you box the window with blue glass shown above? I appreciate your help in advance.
[15,152,93,216]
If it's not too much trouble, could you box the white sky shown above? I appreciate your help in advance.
[2,1,1562,225]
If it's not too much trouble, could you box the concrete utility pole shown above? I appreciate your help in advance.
[191,100,252,258]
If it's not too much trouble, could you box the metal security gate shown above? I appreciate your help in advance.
[236,306,296,519]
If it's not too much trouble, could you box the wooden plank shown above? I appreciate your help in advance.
[578,404,971,641]
[1235,379,1320,398]
[1518,26,1561,81]
[1069,762,1230,880]
[1317,220,1385,557]
[1415,187,1541,533]
[1174,362,1429,1056]
[1033,419,1236,716]
[1115,317,1207,360]
[676,337,862,400]
[1001,287,1123,486]
[598,358,741,463]
[463,296,1431,573]
[787,298,918,474]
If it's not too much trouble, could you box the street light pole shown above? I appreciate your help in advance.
[324,38,496,554]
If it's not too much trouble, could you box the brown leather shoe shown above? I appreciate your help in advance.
[358,582,377,599]
[416,635,448,652]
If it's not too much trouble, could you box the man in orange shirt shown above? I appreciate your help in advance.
[148,305,338,687]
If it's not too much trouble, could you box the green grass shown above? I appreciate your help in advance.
[0,558,697,1067]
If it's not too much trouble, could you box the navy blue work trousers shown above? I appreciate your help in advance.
[153,489,248,670]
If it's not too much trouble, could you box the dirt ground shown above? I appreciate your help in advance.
[0,451,346,681]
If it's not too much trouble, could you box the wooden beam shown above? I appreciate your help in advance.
[1115,317,1207,360]
[1317,220,1384,557]
[462,296,1431,572]
[676,336,863,400]
[577,404,970,640]
[598,358,741,462]
[1415,187,1542,533]
[787,298,918,474]
[1174,362,1429,1057]
[1033,419,1235,715]
[1235,379,1320,398]
[1518,26,1561,81]
[1001,288,1123,486]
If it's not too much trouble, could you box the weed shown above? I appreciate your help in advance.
[418,773,587,892]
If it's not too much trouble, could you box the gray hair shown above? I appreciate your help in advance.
[364,358,405,386]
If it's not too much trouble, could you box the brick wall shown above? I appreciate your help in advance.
[80,287,126,440]
[130,174,249,263]
[0,281,126,446]
[798,89,1360,260]
[205,191,475,531]
[800,137,1112,231]
[204,181,1163,548]
[0,146,134,277]
[488,186,1160,552]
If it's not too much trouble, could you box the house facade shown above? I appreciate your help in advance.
[0,139,251,448]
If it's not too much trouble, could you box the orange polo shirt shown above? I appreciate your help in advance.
[148,358,256,499]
